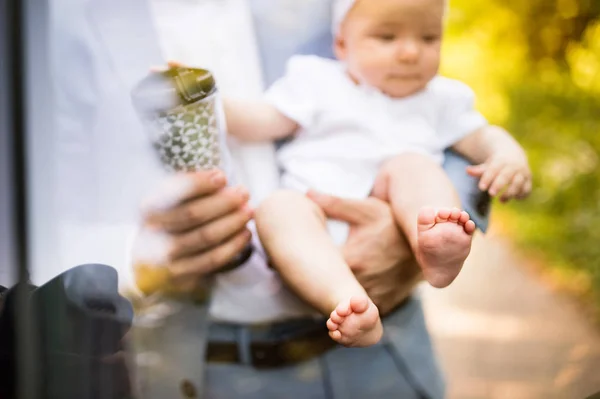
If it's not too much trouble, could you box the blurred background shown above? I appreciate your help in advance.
[421,0,600,397]
[445,0,600,302]
[1,0,599,398]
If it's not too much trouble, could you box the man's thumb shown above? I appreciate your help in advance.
[306,190,368,225]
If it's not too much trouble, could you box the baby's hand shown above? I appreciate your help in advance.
[466,151,532,202]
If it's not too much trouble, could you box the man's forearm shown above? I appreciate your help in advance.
[452,125,525,165]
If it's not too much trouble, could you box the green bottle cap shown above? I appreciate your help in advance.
[132,66,217,114]
[162,66,216,105]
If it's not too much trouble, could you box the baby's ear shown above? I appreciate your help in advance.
[333,33,348,61]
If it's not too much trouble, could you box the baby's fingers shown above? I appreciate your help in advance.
[478,164,502,192]
[516,178,533,200]
[466,164,486,178]
[500,173,526,202]
[489,168,517,197]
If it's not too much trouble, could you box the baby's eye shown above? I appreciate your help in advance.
[377,33,396,42]
[422,35,440,43]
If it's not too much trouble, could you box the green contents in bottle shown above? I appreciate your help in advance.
[133,66,222,172]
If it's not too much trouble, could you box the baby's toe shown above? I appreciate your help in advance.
[334,300,352,317]
[349,296,369,313]
[327,319,338,331]
[458,211,470,225]
[329,310,345,324]
[436,208,452,221]
[417,207,436,226]
[464,220,477,234]
[329,330,342,341]
[449,208,462,222]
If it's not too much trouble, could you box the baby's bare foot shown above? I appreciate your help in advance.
[326,296,382,347]
[416,207,476,288]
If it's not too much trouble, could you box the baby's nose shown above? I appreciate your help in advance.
[395,40,420,63]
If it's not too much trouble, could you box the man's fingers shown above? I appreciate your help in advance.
[178,170,228,203]
[306,190,381,224]
[149,185,249,233]
[149,60,186,73]
[169,207,254,259]
[142,170,227,214]
[167,60,185,68]
[169,229,252,278]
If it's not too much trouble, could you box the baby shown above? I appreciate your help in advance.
[224,0,531,347]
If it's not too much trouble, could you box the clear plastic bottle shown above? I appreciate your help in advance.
[130,66,223,299]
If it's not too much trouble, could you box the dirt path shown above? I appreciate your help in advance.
[421,231,600,399]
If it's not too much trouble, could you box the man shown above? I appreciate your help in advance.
[50,0,488,397]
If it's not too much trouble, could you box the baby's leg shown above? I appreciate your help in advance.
[255,190,382,347]
[373,154,476,288]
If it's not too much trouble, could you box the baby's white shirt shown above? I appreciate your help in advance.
[266,55,488,203]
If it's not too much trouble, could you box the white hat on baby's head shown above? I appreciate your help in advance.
[332,0,357,34]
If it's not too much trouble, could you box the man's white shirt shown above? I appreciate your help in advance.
[46,0,313,323]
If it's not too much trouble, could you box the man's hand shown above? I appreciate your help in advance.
[142,170,253,282]
[466,150,532,203]
[307,191,423,316]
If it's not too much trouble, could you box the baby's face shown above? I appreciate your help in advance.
[335,0,444,98]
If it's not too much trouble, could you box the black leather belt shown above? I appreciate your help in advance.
[206,297,412,368]
[206,324,335,368]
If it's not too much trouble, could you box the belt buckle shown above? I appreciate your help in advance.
[250,327,335,368]
[250,341,285,368]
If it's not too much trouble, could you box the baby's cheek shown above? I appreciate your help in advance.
[360,62,386,85]
[423,51,441,76]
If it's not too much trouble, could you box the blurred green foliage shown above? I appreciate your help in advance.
[443,0,600,305]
